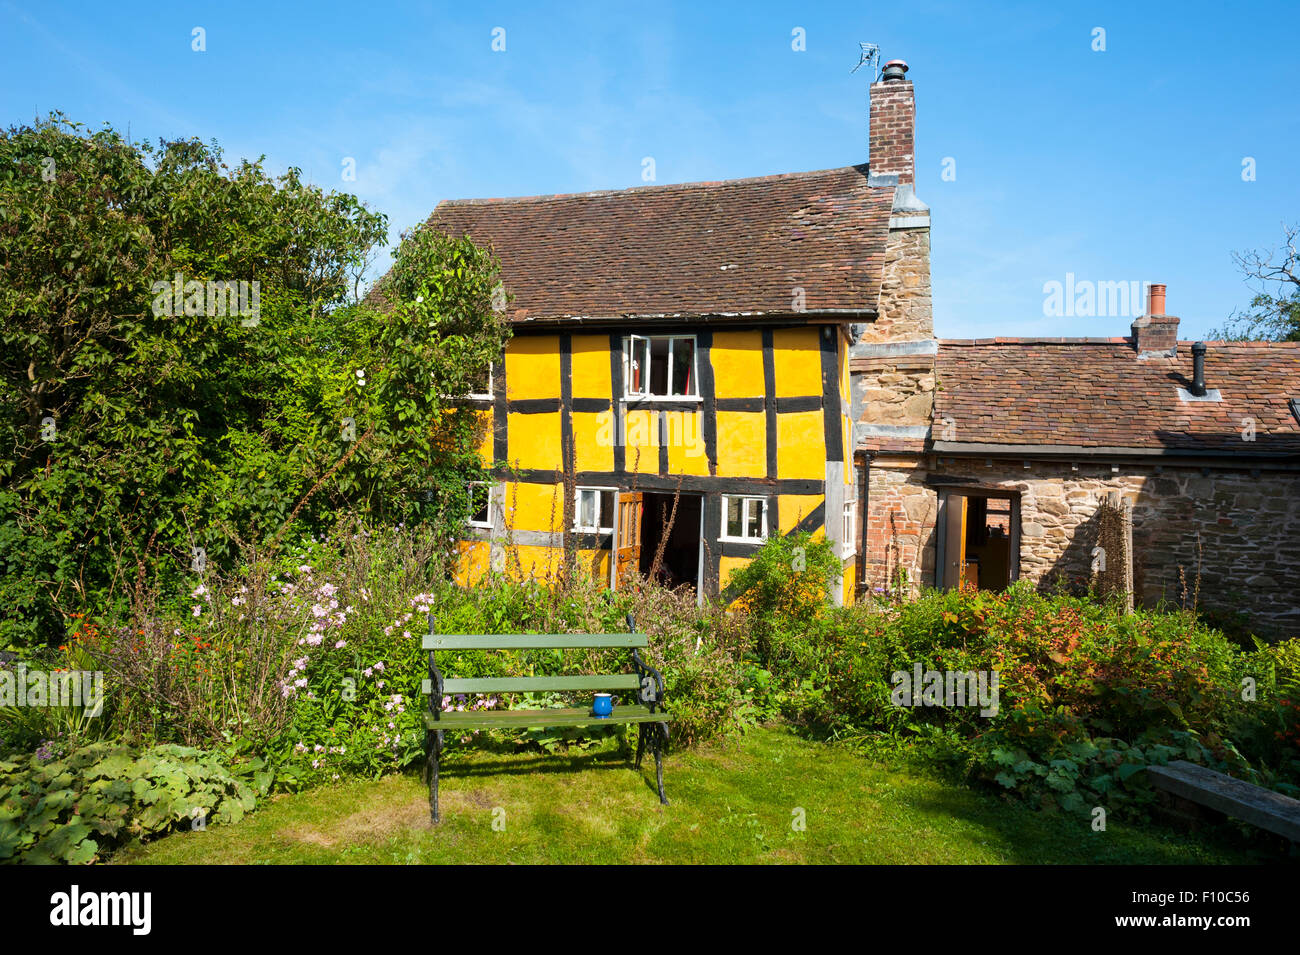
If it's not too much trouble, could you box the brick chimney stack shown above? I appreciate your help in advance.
[869,59,915,185]
[1131,283,1180,358]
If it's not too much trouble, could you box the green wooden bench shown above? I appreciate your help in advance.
[421,615,672,823]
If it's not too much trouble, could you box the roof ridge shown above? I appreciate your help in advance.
[938,337,1300,348]
[939,337,1131,346]
[433,163,874,208]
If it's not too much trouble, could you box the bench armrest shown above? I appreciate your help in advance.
[631,648,666,713]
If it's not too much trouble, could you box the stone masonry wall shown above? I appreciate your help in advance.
[863,456,1300,637]
[860,226,933,346]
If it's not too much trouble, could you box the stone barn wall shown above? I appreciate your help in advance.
[861,455,1300,637]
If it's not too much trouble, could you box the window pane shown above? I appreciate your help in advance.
[725,496,741,537]
[470,362,491,395]
[471,485,489,524]
[578,490,596,528]
[628,338,644,394]
[670,338,694,395]
[745,499,764,539]
[649,338,670,396]
[599,491,614,529]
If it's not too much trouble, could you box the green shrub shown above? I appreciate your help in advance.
[0,742,267,864]
[752,582,1291,814]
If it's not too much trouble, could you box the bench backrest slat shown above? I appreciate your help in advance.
[423,633,646,651]
[425,674,641,695]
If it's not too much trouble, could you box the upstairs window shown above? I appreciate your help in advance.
[575,487,616,532]
[624,335,697,399]
[721,495,767,543]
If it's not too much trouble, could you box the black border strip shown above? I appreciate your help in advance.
[506,397,612,414]
[495,468,823,496]
[658,412,669,474]
[820,326,843,463]
[714,395,822,413]
[560,335,575,475]
[492,344,508,464]
[609,332,625,474]
[697,330,718,476]
[762,329,777,478]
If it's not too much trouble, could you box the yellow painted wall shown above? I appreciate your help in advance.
[772,328,822,397]
[716,410,765,477]
[507,410,560,470]
[456,540,491,586]
[506,336,559,398]
[776,410,825,479]
[777,495,825,535]
[665,410,710,475]
[711,331,765,399]
[570,334,610,398]
[503,481,564,533]
[573,410,616,472]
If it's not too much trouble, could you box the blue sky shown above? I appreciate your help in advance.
[3,0,1297,339]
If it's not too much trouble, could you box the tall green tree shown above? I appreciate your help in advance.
[0,115,509,647]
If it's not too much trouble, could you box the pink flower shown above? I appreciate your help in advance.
[335,639,347,649]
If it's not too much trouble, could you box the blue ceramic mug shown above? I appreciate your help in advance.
[592,693,613,718]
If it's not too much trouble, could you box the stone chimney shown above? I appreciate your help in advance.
[1130,283,1179,358]
[852,57,935,469]
[869,60,915,185]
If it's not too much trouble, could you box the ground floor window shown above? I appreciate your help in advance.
[841,498,856,559]
[468,361,493,399]
[468,482,492,528]
[575,487,616,532]
[721,494,767,543]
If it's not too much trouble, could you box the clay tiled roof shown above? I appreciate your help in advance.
[933,339,1300,457]
[424,165,892,323]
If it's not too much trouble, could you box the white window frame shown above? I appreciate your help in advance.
[467,481,493,529]
[720,494,768,544]
[623,334,700,401]
[574,486,617,533]
[841,498,857,559]
[467,361,494,400]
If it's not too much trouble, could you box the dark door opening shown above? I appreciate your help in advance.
[639,492,701,592]
[939,490,1020,592]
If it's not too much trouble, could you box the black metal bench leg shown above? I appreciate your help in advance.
[427,730,442,824]
[634,723,646,769]
[653,722,668,805]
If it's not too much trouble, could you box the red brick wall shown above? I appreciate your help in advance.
[869,80,915,185]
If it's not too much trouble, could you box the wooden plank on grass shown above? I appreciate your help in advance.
[1147,760,1300,841]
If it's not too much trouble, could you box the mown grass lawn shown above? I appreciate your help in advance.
[114,725,1256,864]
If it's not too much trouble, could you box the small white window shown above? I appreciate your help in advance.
[624,335,698,399]
[574,487,616,532]
[721,495,767,543]
[841,500,857,558]
[468,482,492,528]
[468,362,493,399]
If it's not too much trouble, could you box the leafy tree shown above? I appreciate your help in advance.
[0,114,509,647]
[1210,223,1300,341]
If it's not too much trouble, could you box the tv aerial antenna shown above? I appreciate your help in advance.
[850,42,881,80]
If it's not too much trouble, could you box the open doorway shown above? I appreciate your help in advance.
[639,492,702,592]
[938,489,1019,591]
